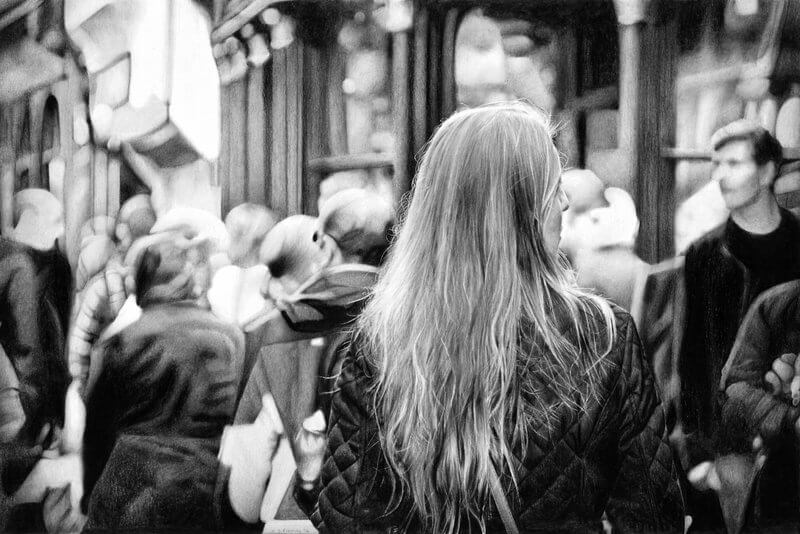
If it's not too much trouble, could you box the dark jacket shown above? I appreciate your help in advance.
[631,257,685,421]
[81,303,245,531]
[679,210,800,468]
[297,308,684,533]
[720,279,800,529]
[0,237,70,442]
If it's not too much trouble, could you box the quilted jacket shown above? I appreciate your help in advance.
[297,308,684,533]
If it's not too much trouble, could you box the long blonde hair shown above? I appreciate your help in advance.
[357,102,617,533]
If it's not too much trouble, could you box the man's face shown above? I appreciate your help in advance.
[711,139,772,211]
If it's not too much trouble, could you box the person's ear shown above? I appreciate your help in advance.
[759,161,777,189]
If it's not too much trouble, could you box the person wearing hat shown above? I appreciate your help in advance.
[677,119,800,530]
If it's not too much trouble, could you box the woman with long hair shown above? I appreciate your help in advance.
[298,102,684,533]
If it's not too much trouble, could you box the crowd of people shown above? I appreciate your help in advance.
[0,101,799,533]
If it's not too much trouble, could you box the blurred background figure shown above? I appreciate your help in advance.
[1,188,70,446]
[225,203,280,268]
[317,171,393,214]
[0,189,71,532]
[560,169,649,311]
[678,120,800,531]
[81,234,245,531]
[208,203,278,329]
[209,202,279,400]
[315,188,394,268]
[224,189,394,525]
[67,195,156,401]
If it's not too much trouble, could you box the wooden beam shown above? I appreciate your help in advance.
[391,31,411,201]
[440,9,459,119]
[211,0,279,43]
[219,83,231,214]
[412,7,429,158]
[306,153,394,174]
[107,152,120,221]
[270,47,287,216]
[302,44,332,215]
[0,163,13,234]
[246,64,268,206]
[617,21,641,195]
[565,85,618,112]
[228,77,248,209]
[326,46,347,156]
[661,147,800,161]
[27,90,46,188]
[286,41,303,215]
[634,7,678,262]
[92,147,108,219]
[61,52,86,267]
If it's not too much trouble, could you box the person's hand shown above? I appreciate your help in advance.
[687,437,766,491]
[763,353,800,404]
[687,461,720,491]
[294,410,327,489]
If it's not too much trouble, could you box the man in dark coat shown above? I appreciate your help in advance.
[678,120,800,529]
[0,188,70,445]
[81,238,247,531]
[0,189,71,531]
[719,279,800,530]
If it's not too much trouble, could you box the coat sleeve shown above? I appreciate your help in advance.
[676,245,713,467]
[80,337,119,513]
[719,290,800,452]
[0,257,47,438]
[299,349,409,533]
[606,316,685,533]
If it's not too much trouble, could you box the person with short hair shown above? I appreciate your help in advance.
[677,119,800,529]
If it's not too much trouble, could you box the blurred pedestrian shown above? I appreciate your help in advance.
[677,120,800,530]
[560,169,648,311]
[81,235,245,531]
[718,279,800,530]
[67,194,156,399]
[0,189,69,447]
